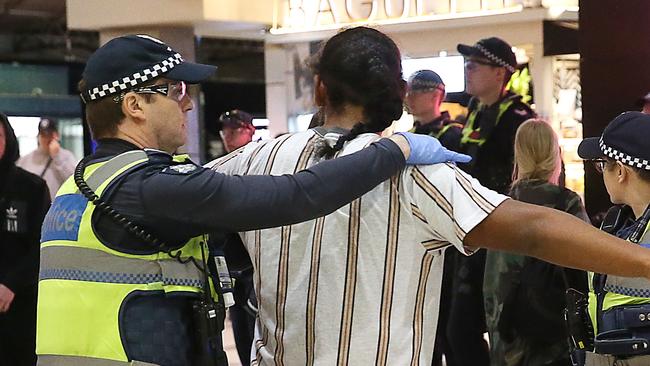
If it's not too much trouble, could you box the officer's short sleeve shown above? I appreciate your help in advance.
[403,164,509,255]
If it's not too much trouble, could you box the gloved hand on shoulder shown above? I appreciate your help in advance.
[396,132,472,165]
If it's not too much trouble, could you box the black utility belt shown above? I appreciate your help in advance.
[595,304,650,356]
[601,304,650,331]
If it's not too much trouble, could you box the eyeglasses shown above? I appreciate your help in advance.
[113,81,188,103]
[592,159,608,173]
[464,59,500,71]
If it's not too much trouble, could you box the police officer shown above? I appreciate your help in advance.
[35,34,469,366]
[215,109,258,366]
[457,37,534,193]
[218,109,256,153]
[576,112,650,366]
[405,70,464,152]
[0,113,50,366]
[446,37,535,366]
[404,69,463,366]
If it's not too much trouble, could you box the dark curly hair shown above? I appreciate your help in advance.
[311,27,405,157]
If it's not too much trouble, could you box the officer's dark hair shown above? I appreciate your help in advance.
[503,70,514,90]
[311,27,405,158]
[78,79,156,140]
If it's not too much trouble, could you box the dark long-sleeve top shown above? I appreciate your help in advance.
[90,138,405,253]
[0,166,51,292]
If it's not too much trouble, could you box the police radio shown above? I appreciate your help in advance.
[73,157,227,366]
[629,204,650,244]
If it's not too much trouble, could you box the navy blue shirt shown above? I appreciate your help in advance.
[412,111,463,152]
[90,138,405,253]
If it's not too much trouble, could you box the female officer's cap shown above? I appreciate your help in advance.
[578,111,650,170]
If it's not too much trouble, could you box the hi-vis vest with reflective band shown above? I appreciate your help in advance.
[460,96,517,146]
[37,150,213,366]
[588,222,650,334]
[409,121,463,139]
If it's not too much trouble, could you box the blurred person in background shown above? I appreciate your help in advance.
[215,108,259,365]
[484,119,588,366]
[17,118,77,200]
[0,112,50,366]
[219,110,256,153]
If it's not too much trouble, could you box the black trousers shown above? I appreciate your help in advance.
[432,248,458,366]
[230,271,256,366]
[446,249,490,366]
[0,288,37,366]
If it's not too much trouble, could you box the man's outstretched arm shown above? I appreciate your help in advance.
[465,199,650,279]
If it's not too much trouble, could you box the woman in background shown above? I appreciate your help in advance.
[484,119,589,366]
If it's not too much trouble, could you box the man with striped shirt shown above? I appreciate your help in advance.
[209,130,505,365]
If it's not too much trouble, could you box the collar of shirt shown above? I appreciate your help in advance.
[92,138,172,163]
[413,111,451,135]
[616,215,641,240]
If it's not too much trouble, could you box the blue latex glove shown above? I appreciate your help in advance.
[396,132,472,165]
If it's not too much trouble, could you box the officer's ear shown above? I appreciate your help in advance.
[122,93,147,123]
[496,67,508,85]
[616,162,630,184]
[243,123,256,135]
[434,89,445,107]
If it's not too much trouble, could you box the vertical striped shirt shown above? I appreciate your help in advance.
[209,129,508,366]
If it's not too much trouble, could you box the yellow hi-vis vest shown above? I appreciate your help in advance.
[588,222,650,334]
[460,97,516,147]
[36,150,214,366]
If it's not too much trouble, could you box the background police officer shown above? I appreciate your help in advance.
[405,70,464,152]
[405,69,463,366]
[218,109,256,153]
[577,111,650,366]
[35,34,467,366]
[214,109,258,366]
[445,37,535,366]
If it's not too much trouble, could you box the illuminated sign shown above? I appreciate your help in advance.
[272,0,524,33]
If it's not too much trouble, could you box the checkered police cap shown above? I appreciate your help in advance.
[457,37,517,73]
[407,70,445,93]
[578,111,650,171]
[80,34,217,103]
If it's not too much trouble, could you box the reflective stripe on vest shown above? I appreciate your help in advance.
[460,98,515,146]
[409,122,462,139]
[589,225,650,333]
[37,150,208,363]
[37,354,159,366]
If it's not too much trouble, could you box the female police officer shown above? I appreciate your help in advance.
[35,34,469,366]
[577,111,650,366]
